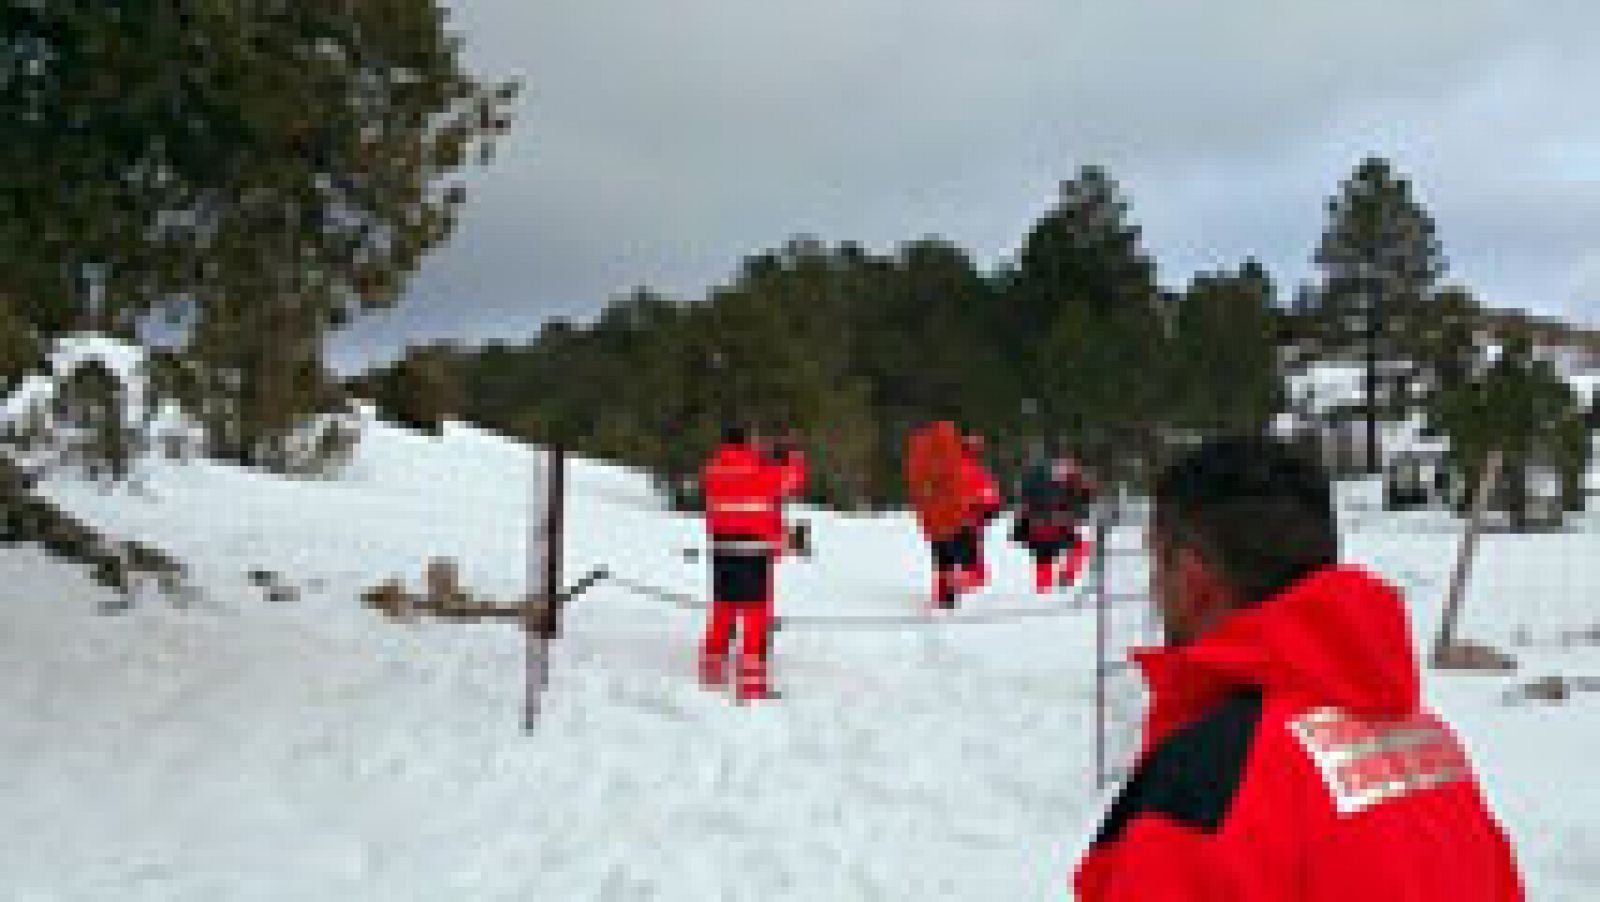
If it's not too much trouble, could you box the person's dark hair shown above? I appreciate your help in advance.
[1153,436,1338,605]
[721,423,750,446]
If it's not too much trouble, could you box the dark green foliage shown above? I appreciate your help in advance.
[0,294,43,394]
[1308,157,1446,470]
[1010,167,1159,328]
[1432,332,1590,528]
[379,167,1305,509]
[2,0,516,333]
[187,296,352,465]
[2,1,516,467]
[1007,167,1169,473]
[1411,285,1483,408]
[344,158,1578,518]
[146,347,203,417]
[1169,260,1283,435]
[357,341,460,436]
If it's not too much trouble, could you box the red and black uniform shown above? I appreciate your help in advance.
[1012,458,1095,592]
[699,441,806,700]
[1075,565,1525,901]
[953,437,1002,594]
[927,440,1002,606]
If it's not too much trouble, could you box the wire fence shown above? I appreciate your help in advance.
[598,501,1158,788]
[1092,499,1158,789]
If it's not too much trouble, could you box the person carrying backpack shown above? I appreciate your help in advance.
[1012,449,1096,592]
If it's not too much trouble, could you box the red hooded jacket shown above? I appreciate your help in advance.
[702,443,806,550]
[1075,565,1524,901]
[958,450,1002,525]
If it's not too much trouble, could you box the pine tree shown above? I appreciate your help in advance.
[1170,259,1284,434]
[3,2,515,463]
[1415,287,1482,392]
[857,238,995,415]
[1311,157,1446,471]
[1433,331,1589,528]
[1010,166,1165,470]
[3,2,516,335]
[187,294,345,464]
[366,342,461,436]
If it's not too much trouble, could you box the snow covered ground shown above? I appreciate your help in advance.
[2,414,1597,899]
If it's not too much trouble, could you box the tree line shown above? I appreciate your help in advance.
[1,0,515,469]
[0,5,1588,519]
[361,159,1593,513]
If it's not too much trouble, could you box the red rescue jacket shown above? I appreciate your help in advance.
[958,451,1001,526]
[1016,461,1096,544]
[1075,564,1524,902]
[701,443,806,552]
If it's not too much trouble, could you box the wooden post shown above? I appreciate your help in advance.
[1093,509,1110,789]
[548,444,567,635]
[1433,448,1504,665]
[524,444,567,731]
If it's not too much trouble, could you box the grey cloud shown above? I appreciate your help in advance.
[328,0,1600,370]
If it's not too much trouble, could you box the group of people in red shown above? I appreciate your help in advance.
[908,422,1098,610]
[694,422,1525,898]
[695,420,1096,701]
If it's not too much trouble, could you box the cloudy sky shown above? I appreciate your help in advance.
[329,0,1600,371]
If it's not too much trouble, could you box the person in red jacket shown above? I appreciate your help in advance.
[699,424,806,702]
[1076,436,1524,901]
[956,433,1003,593]
[1012,450,1097,592]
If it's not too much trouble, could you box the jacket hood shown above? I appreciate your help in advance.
[1135,564,1421,747]
[711,443,761,466]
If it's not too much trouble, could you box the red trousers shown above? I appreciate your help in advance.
[1032,532,1091,591]
[701,599,774,699]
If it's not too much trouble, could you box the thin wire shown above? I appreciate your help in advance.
[774,590,1094,631]
[602,568,1119,631]
[600,513,1148,632]
[603,571,705,610]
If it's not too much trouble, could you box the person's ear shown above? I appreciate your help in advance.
[1173,545,1210,591]
[1174,545,1234,635]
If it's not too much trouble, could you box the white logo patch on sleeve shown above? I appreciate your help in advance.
[1288,707,1471,816]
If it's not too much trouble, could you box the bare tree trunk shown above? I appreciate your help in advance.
[1365,281,1381,474]
[1433,447,1503,663]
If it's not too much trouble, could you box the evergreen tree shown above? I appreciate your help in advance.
[1311,157,1446,471]
[856,238,994,414]
[1433,331,1590,528]
[187,294,347,463]
[1010,166,1165,471]
[3,2,516,334]
[1170,259,1284,434]
[1413,286,1483,399]
[3,2,516,461]
[364,341,461,436]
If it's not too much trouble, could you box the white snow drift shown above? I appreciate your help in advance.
[1,347,1596,900]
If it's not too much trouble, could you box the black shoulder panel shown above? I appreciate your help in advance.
[1090,689,1264,849]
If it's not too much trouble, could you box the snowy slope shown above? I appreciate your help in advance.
[3,418,1597,899]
